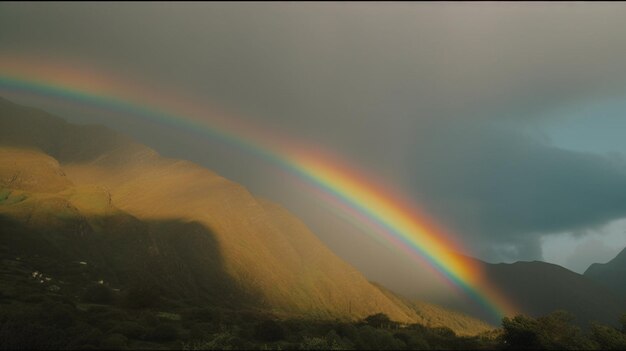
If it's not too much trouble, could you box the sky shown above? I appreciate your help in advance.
[1,2,626,279]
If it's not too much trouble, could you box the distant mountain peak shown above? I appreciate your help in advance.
[584,246,626,296]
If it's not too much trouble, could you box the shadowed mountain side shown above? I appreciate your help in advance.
[0,195,252,307]
[481,259,626,327]
[585,247,626,295]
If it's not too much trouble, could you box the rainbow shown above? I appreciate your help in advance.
[0,56,519,321]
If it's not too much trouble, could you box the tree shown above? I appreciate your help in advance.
[590,323,626,350]
[501,311,595,350]
[501,315,542,350]
[253,319,285,342]
[363,313,394,329]
[536,310,589,350]
[355,325,405,350]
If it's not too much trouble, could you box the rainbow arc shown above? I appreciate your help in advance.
[0,56,519,320]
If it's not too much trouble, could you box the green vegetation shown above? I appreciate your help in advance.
[0,196,625,350]
[0,303,492,350]
[501,311,626,350]
[0,249,493,350]
[82,284,115,305]
[0,188,27,205]
[2,271,625,351]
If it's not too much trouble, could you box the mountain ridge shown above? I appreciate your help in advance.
[585,247,626,295]
[0,97,491,335]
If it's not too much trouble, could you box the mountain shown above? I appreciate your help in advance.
[381,251,626,327]
[585,247,626,295]
[0,97,491,336]
[480,259,626,327]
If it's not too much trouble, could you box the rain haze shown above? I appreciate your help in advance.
[1,1,626,302]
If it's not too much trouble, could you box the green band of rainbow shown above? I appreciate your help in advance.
[0,59,519,321]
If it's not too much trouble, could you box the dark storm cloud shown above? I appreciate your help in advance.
[408,124,626,261]
[2,2,626,267]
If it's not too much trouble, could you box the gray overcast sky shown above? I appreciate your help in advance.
[1,2,626,280]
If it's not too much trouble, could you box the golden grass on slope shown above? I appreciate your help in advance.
[0,147,72,193]
[0,142,496,331]
[62,156,418,323]
[257,199,419,322]
[371,282,495,336]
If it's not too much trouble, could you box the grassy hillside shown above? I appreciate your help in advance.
[0,97,490,334]
[371,283,494,336]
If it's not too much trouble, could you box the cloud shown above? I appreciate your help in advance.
[407,124,626,261]
[543,218,626,273]
[565,239,614,274]
[3,2,626,266]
